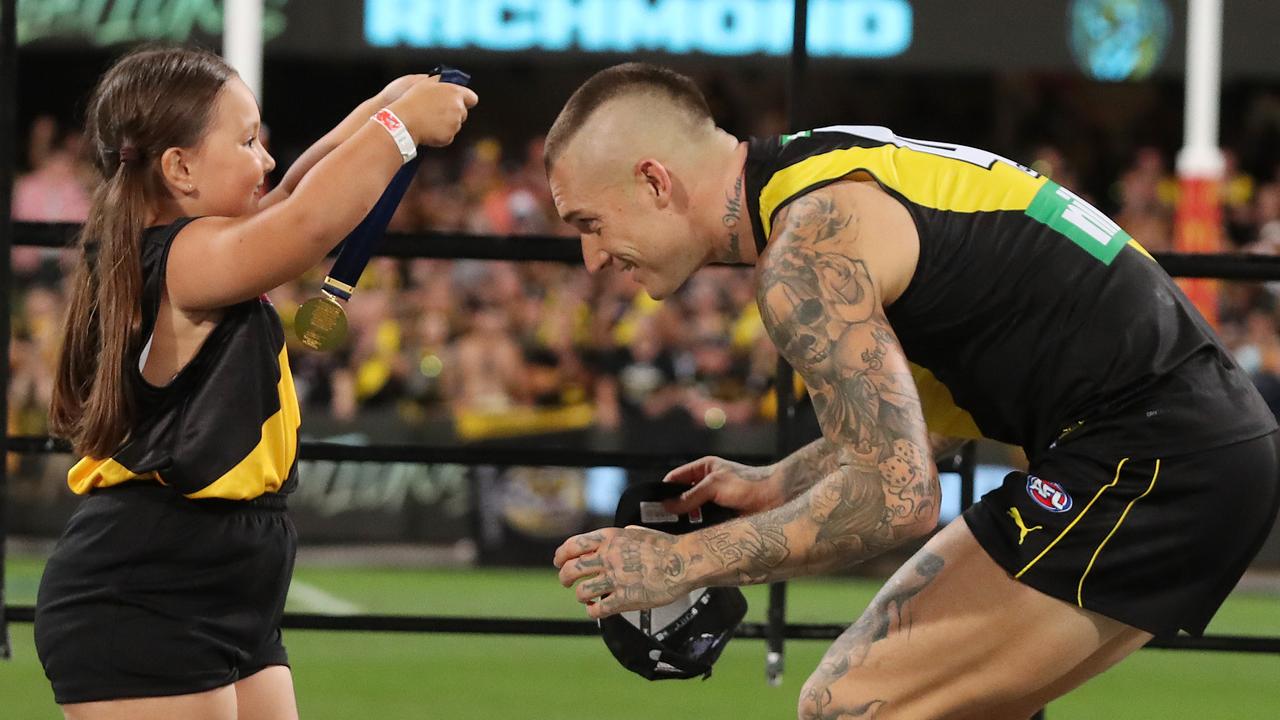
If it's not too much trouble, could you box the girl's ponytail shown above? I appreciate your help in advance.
[49,46,232,457]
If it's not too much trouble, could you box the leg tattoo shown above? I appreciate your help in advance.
[799,552,945,719]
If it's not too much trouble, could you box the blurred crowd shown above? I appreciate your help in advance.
[10,109,1280,454]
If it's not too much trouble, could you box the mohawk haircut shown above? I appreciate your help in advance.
[544,63,713,172]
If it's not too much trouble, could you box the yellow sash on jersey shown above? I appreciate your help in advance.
[758,143,1047,239]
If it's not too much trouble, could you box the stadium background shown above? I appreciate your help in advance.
[4,1,1280,717]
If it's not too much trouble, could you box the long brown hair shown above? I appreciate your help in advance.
[49,46,234,458]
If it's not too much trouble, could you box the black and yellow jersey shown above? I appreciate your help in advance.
[68,217,301,499]
[744,126,1276,458]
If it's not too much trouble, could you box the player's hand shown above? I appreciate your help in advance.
[554,526,689,619]
[387,77,479,148]
[661,456,784,517]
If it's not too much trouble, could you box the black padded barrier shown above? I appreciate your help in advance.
[17,221,1280,280]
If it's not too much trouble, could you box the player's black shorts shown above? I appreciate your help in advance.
[964,430,1280,637]
[35,482,296,704]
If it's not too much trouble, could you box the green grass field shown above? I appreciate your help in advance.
[3,555,1278,719]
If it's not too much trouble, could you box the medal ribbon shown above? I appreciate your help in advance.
[320,66,471,300]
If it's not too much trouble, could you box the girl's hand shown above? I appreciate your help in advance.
[387,77,479,148]
[376,74,433,106]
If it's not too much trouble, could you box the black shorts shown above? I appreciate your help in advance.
[964,430,1280,637]
[35,483,297,704]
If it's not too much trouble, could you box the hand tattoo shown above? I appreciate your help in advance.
[620,540,645,574]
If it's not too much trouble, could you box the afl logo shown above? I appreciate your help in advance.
[1026,476,1073,513]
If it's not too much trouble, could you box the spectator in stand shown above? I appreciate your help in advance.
[1231,304,1280,419]
[11,121,1280,447]
[679,331,760,429]
[1114,146,1174,253]
[12,116,95,282]
[8,285,64,438]
[461,137,513,234]
[407,157,470,233]
[510,136,566,236]
[1249,182,1280,254]
[596,314,688,438]
[400,293,455,420]
[681,270,730,341]
[451,298,526,413]
[1030,144,1084,201]
[14,117,94,222]
[345,285,408,412]
[1220,149,1258,248]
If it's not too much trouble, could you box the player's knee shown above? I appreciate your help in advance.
[796,675,827,720]
[797,670,829,720]
[797,669,884,720]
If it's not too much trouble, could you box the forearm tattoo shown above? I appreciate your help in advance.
[690,190,938,587]
[775,438,844,501]
[699,519,791,585]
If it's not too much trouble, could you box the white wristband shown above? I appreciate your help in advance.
[372,108,417,163]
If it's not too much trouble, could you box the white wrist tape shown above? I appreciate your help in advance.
[372,108,417,163]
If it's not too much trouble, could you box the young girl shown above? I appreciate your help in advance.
[36,46,476,720]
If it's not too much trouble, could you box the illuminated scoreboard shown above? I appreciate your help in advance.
[364,0,913,58]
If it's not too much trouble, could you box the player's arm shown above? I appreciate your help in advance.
[773,437,844,500]
[661,437,842,517]
[676,187,939,585]
[554,186,939,618]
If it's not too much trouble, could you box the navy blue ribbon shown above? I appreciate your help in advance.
[322,66,471,301]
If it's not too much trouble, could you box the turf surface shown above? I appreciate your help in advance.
[3,557,1277,718]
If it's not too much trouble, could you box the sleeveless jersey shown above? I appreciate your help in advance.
[744,126,1276,458]
[67,217,301,499]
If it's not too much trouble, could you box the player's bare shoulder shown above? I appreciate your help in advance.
[759,180,918,307]
[752,179,931,513]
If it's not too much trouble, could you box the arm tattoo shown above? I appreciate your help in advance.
[683,189,938,587]
[699,519,790,585]
[774,438,843,501]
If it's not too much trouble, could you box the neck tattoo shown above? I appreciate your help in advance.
[722,173,744,263]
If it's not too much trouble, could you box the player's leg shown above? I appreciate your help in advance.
[61,686,238,720]
[796,519,1149,720]
[235,665,300,720]
[970,627,1152,720]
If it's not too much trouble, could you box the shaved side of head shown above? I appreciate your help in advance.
[545,63,717,178]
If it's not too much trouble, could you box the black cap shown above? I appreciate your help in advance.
[598,481,748,681]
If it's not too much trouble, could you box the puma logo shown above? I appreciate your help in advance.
[1008,507,1043,545]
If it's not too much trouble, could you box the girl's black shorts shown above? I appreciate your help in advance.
[965,430,1280,637]
[35,482,297,704]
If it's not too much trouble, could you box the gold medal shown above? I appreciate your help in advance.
[295,292,348,351]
